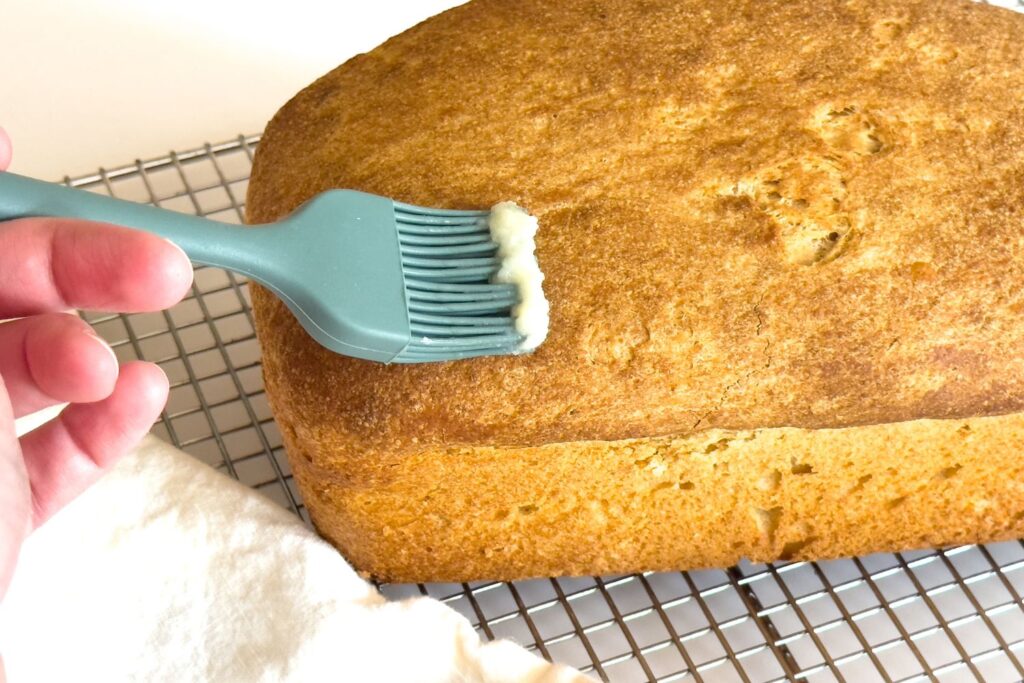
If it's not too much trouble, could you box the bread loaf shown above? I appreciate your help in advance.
[246,0,1024,582]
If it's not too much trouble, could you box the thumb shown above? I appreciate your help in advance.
[0,127,11,172]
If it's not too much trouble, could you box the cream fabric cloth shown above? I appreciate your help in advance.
[0,435,590,683]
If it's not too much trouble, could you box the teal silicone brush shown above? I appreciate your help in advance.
[0,173,544,363]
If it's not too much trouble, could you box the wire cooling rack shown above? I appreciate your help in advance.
[74,119,1024,682]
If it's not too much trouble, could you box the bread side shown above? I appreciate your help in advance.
[270,397,1024,582]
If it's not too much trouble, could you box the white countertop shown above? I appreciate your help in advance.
[2,0,466,179]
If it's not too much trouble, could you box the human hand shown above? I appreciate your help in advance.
[0,127,194,604]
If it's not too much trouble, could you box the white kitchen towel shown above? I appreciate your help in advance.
[0,435,591,683]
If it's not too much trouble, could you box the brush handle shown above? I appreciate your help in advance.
[0,172,267,275]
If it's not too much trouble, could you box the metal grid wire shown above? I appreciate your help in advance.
[72,134,1024,683]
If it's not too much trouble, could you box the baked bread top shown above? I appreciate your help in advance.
[247,0,1024,454]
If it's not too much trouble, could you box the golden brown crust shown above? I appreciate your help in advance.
[249,0,1024,455]
[247,0,1024,580]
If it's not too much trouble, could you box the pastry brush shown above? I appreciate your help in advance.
[0,173,548,363]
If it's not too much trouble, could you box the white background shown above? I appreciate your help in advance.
[1,0,467,179]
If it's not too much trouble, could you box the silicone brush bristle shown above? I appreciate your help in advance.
[393,202,525,362]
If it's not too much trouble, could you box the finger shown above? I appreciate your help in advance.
[19,361,168,527]
[0,313,119,418]
[0,376,31,601]
[0,218,193,318]
[0,126,11,171]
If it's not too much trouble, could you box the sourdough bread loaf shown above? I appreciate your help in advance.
[247,0,1024,581]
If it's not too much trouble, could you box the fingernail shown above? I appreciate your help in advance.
[84,327,119,366]
[161,237,190,264]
